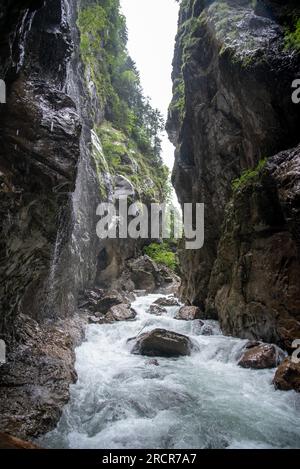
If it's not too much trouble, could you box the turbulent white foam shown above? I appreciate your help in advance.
[40,293,300,449]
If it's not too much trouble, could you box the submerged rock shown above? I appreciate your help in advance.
[106,304,137,322]
[175,306,202,321]
[200,324,214,336]
[0,433,40,449]
[147,359,160,367]
[130,328,194,357]
[154,296,180,307]
[238,344,285,369]
[147,304,168,316]
[273,358,300,393]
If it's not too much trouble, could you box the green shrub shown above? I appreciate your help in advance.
[285,19,300,51]
[78,1,165,162]
[144,242,179,272]
[232,158,267,191]
[96,121,171,201]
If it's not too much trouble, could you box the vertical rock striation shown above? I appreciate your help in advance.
[0,0,169,438]
[167,0,300,344]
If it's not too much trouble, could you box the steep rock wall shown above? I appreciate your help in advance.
[167,0,300,329]
[0,0,169,438]
[207,145,300,347]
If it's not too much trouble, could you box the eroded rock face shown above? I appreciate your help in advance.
[0,0,98,440]
[79,288,125,314]
[0,313,85,439]
[238,343,285,369]
[167,0,300,314]
[0,0,83,337]
[207,145,300,345]
[154,296,180,307]
[130,328,194,357]
[175,306,202,321]
[273,358,300,393]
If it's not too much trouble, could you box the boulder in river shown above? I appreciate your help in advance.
[147,304,167,316]
[106,304,137,322]
[96,290,126,314]
[154,296,180,307]
[273,358,300,393]
[79,288,125,314]
[238,343,285,369]
[130,328,194,357]
[175,306,202,321]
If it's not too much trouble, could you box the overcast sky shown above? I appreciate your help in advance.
[120,0,179,172]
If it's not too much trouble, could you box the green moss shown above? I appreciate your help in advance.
[169,79,186,125]
[285,18,300,51]
[78,1,170,203]
[144,242,179,272]
[232,158,267,191]
[95,121,171,202]
[78,1,165,160]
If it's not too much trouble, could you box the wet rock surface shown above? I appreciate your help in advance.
[106,304,137,323]
[167,0,300,343]
[79,288,125,314]
[175,306,203,321]
[0,314,85,439]
[273,358,300,393]
[130,328,194,357]
[0,432,40,449]
[207,145,300,345]
[154,296,180,307]
[238,343,285,369]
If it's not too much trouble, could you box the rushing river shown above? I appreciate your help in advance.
[41,293,300,449]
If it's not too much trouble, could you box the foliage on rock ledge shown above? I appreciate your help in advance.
[96,121,171,201]
[231,158,267,192]
[78,0,170,200]
[285,18,300,51]
[144,241,179,273]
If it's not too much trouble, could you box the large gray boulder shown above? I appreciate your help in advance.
[130,328,194,357]
[175,306,202,321]
[106,304,137,322]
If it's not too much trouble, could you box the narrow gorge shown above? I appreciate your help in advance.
[0,0,300,451]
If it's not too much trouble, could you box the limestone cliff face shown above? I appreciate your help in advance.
[207,145,300,348]
[167,0,300,343]
[0,0,82,335]
[0,0,96,438]
[0,0,168,438]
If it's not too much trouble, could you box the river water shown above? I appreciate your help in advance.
[41,293,300,449]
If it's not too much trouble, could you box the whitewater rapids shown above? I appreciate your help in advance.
[40,293,300,449]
